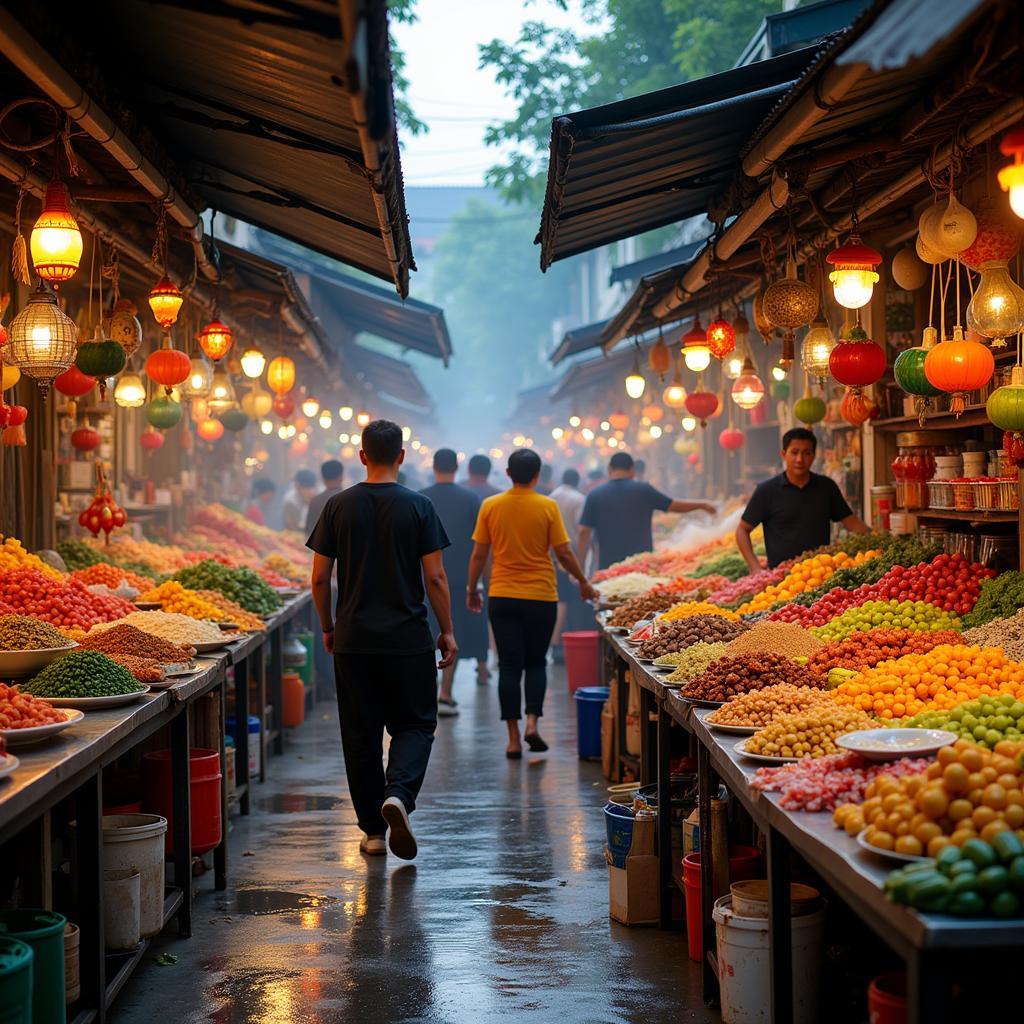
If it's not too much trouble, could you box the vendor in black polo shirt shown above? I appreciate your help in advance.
[736,427,869,572]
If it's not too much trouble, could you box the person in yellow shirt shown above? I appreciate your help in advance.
[467,449,598,758]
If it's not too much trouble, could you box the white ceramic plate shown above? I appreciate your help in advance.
[707,721,758,735]
[192,640,231,653]
[0,753,20,779]
[35,687,150,709]
[0,709,84,746]
[0,645,78,678]
[837,728,958,761]
[650,663,675,673]
[733,738,799,764]
[856,829,930,863]
[681,696,726,710]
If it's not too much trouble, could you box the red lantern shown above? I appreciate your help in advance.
[6,405,27,427]
[145,336,191,395]
[840,388,875,426]
[684,390,719,427]
[290,435,309,457]
[1003,429,1024,467]
[140,427,165,452]
[196,418,225,442]
[828,327,886,395]
[0,406,9,428]
[687,452,700,465]
[273,394,295,420]
[197,319,234,362]
[958,200,1022,270]
[706,319,736,360]
[718,427,745,451]
[70,427,101,452]
[54,364,96,398]
[2,424,25,447]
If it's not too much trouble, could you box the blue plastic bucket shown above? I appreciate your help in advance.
[604,802,635,867]
[574,686,609,760]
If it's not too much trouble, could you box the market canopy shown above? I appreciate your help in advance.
[535,45,819,270]
[549,319,613,366]
[608,237,709,287]
[550,347,638,402]
[341,344,433,416]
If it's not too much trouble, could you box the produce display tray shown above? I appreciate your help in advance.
[36,687,151,710]
[0,754,20,779]
[0,709,84,747]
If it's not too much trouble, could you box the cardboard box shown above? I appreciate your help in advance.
[606,847,659,926]
[601,702,615,780]
[683,807,700,857]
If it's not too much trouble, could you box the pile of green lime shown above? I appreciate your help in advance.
[902,694,1024,748]
[810,600,960,642]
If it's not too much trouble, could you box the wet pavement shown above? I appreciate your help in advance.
[112,663,710,1023]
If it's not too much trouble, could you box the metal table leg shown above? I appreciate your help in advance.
[270,625,284,757]
[697,740,719,1004]
[767,827,793,1024]
[908,950,953,1024]
[656,699,673,928]
[616,659,629,778]
[170,706,192,937]
[639,684,653,785]
[214,674,228,890]
[76,772,105,1020]
[233,659,250,815]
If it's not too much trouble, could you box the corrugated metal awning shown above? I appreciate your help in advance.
[536,46,820,270]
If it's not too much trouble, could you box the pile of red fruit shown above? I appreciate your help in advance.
[769,554,994,626]
[706,564,791,607]
[806,628,964,674]
[0,568,134,629]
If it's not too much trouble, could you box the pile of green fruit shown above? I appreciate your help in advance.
[23,651,142,697]
[56,539,103,571]
[902,694,1024,749]
[885,834,1024,917]
[962,572,1024,628]
[170,560,282,616]
[810,600,960,642]
[691,552,749,582]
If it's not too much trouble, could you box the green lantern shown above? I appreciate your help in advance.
[146,395,182,430]
[770,378,791,401]
[987,365,1024,432]
[218,407,249,432]
[75,335,126,399]
[894,327,941,426]
[794,386,826,425]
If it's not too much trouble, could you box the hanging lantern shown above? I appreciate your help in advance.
[240,347,267,379]
[75,332,126,398]
[140,426,165,452]
[966,260,1024,347]
[801,320,836,387]
[719,427,745,452]
[936,195,977,256]
[662,369,687,409]
[146,395,183,430]
[642,404,663,423]
[301,396,320,417]
[762,257,818,342]
[6,283,78,396]
[196,418,225,442]
[318,409,334,430]
[30,181,83,284]
[608,411,629,431]
[219,407,249,432]
[681,317,711,373]
[107,298,142,357]
[242,385,273,420]
[924,326,995,416]
[680,416,697,433]
[624,352,646,399]
[648,338,671,380]
[986,364,1024,432]
[706,318,736,360]
[266,356,296,395]
[687,453,700,466]
[771,377,791,401]
[206,366,236,412]
[894,329,942,426]
[356,411,371,428]
[1,363,20,392]
[70,426,101,452]
[998,125,1024,219]
[828,326,886,396]
[794,386,826,426]
[190,397,210,424]
[182,356,213,399]
[273,394,295,420]
[147,276,184,328]
[891,246,930,291]
[684,389,718,427]
[841,388,875,426]
[197,318,234,362]
[959,200,1022,270]
[916,234,945,265]
[113,371,146,409]
[724,354,744,380]
[730,358,765,410]
[826,236,882,309]
[54,364,96,399]
[145,335,191,395]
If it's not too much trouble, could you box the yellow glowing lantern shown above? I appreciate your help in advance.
[266,356,295,395]
[30,181,83,284]
[240,347,266,379]
[624,352,646,399]
[197,318,234,362]
[998,126,1024,219]
[356,411,371,428]
[302,396,320,417]
[147,276,184,328]
[827,235,882,310]
[113,371,146,409]
[681,316,711,373]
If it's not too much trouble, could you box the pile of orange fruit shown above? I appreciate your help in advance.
[832,644,1024,719]
[737,550,880,614]
[138,581,228,622]
[0,536,62,580]
[71,563,154,592]
[657,600,741,623]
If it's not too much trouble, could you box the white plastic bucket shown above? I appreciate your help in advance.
[102,814,167,938]
[102,869,141,951]
[712,894,826,1024]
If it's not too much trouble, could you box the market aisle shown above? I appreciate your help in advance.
[111,662,707,1024]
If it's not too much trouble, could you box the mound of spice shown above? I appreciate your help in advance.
[637,616,747,660]
[77,623,195,662]
[680,651,825,702]
[104,654,167,684]
[0,615,76,651]
[663,642,728,684]
[608,591,678,628]
[725,620,824,658]
[23,651,142,698]
[707,684,837,728]
[89,611,224,645]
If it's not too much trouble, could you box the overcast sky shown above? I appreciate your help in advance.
[393,0,593,187]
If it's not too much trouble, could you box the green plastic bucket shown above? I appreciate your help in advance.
[0,937,32,1024]
[0,911,65,1023]
[295,631,314,688]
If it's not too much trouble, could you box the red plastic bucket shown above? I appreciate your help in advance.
[103,801,142,816]
[142,748,223,855]
[563,631,599,692]
[868,973,907,1024]
[682,847,762,961]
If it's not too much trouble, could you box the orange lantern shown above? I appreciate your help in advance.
[648,337,672,380]
[706,318,736,360]
[924,327,995,416]
[30,181,83,284]
[266,356,296,395]
[840,388,875,426]
[196,418,225,442]
[197,318,234,362]
[608,411,629,431]
[147,276,184,328]
[642,404,664,423]
[145,335,191,396]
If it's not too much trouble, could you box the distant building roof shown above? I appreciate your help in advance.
[735,0,873,67]
[608,237,709,287]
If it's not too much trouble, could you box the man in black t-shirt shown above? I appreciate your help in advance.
[737,427,869,571]
[307,420,457,861]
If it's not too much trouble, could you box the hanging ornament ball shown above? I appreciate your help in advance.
[272,394,295,420]
[54,364,96,398]
[648,338,672,378]
[140,427,165,452]
[75,337,126,382]
[918,204,949,255]
[718,427,745,451]
[924,328,995,416]
[828,327,886,391]
[891,246,930,291]
[70,426,101,452]
[218,407,250,432]
[761,259,819,332]
[841,388,875,426]
[683,390,718,427]
[753,292,775,342]
[915,233,945,265]
[1,364,20,392]
[107,299,143,357]
[146,395,183,430]
[6,406,27,427]
[986,366,1024,432]
[706,319,736,360]
[145,341,191,395]
[936,195,978,256]
[958,200,1023,270]
[794,389,826,426]
[771,378,791,401]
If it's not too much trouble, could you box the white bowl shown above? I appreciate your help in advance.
[836,728,957,761]
[0,645,78,678]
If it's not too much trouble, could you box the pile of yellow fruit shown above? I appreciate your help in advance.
[0,537,62,579]
[657,601,741,623]
[263,554,305,582]
[139,581,228,622]
[737,550,880,614]
[743,703,875,759]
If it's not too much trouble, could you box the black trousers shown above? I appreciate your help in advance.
[488,597,557,721]
[333,651,437,836]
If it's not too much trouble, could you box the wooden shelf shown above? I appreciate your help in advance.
[872,407,991,432]
[915,508,1018,524]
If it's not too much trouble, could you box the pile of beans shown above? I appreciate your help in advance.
[0,615,73,651]
[807,628,963,674]
[680,652,824,702]
[743,704,876,759]
[964,610,1024,660]
[658,601,740,623]
[706,684,837,728]
[89,611,224,645]
[662,642,727,684]
[608,591,678,628]
[76,623,195,662]
[636,616,747,660]
[724,620,823,658]
[23,651,143,698]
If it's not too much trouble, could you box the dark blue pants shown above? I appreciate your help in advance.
[333,651,437,835]
[488,597,557,721]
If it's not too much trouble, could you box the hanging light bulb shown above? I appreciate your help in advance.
[182,356,212,399]
[356,411,371,428]
[998,125,1024,219]
[801,319,836,386]
[240,347,266,379]
[402,426,413,441]
[826,235,883,309]
[966,260,1024,347]
[663,362,687,409]
[113,370,146,409]
[147,276,184,328]
[568,415,581,428]
[771,365,787,382]
[624,352,646,399]
[681,316,711,373]
[318,409,333,429]
[30,181,83,284]
[725,355,744,380]
[206,366,236,412]
[260,419,273,435]
[649,424,663,439]
[339,405,354,422]
[730,358,765,409]
[681,416,697,432]
[551,427,564,440]
[302,396,320,417]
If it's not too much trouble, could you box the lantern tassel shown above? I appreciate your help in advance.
[950,391,967,417]
[11,184,29,286]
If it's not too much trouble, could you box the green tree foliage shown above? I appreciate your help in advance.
[480,0,780,203]
[388,0,427,137]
